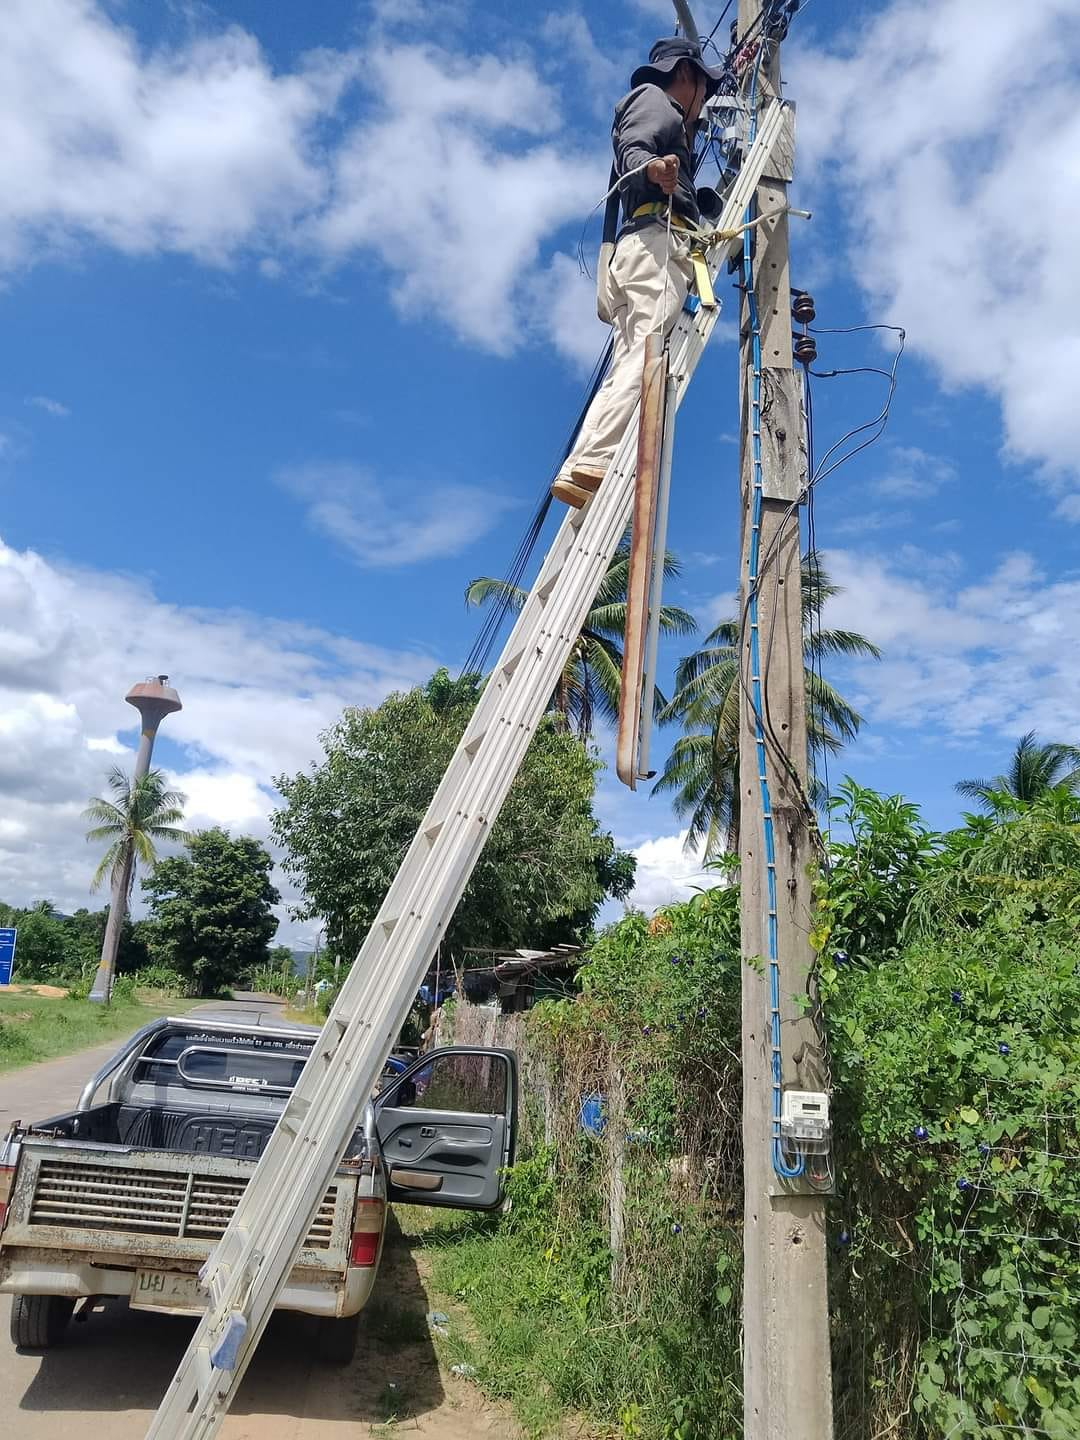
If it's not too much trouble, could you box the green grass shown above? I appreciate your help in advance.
[397,1187,743,1440]
[281,1001,321,1025]
[0,989,193,1073]
[396,1207,593,1439]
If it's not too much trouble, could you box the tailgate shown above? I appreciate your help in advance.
[2,1141,353,1271]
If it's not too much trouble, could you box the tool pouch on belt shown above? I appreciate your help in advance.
[596,164,620,324]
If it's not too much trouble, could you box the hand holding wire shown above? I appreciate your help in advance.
[646,155,680,195]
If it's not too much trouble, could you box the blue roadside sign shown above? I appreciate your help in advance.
[0,928,16,986]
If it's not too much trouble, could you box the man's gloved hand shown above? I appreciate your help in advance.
[646,154,679,196]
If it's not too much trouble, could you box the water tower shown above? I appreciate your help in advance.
[88,676,182,1004]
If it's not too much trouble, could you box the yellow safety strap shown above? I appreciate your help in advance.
[630,204,717,307]
[690,250,716,309]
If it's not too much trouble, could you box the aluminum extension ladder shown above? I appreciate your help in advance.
[147,97,790,1440]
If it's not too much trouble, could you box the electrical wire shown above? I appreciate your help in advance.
[740,38,804,1182]
[808,341,905,485]
[459,337,612,677]
[702,0,735,58]
[802,366,830,823]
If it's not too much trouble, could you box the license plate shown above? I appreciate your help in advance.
[132,1269,202,1309]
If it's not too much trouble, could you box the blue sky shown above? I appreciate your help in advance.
[1,0,1078,939]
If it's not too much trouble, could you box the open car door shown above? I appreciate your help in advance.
[373,1046,517,1210]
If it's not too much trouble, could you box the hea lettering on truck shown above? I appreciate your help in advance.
[0,1016,516,1361]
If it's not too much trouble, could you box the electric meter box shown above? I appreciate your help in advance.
[780,1090,831,1153]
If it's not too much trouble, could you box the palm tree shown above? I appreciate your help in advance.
[465,538,697,738]
[84,767,187,894]
[84,767,187,1003]
[654,551,880,854]
[955,731,1080,811]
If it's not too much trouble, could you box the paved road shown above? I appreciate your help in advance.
[0,997,283,1134]
[0,999,512,1440]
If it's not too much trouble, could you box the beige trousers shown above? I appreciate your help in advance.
[561,224,694,480]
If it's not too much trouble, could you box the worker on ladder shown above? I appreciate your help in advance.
[552,36,724,509]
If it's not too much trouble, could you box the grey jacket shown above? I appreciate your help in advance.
[612,83,699,229]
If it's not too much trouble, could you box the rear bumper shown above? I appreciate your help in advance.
[0,1247,378,1319]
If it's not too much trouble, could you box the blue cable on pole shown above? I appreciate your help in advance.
[742,45,804,1182]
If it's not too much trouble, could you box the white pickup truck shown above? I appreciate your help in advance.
[0,1014,516,1362]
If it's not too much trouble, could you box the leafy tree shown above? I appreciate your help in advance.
[247,944,298,997]
[142,828,280,997]
[654,551,880,854]
[465,538,696,737]
[7,908,70,981]
[272,669,635,963]
[0,900,150,988]
[955,729,1080,810]
[84,767,187,893]
[815,784,1080,1439]
[907,786,1080,937]
[812,778,941,966]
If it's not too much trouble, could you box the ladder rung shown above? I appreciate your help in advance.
[536,570,561,602]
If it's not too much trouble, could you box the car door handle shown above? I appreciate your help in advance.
[419,1126,436,1138]
[399,1137,412,1147]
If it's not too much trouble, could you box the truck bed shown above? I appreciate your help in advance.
[27,1099,280,1161]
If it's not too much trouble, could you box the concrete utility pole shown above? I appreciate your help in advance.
[736,4,834,1438]
[89,675,182,1005]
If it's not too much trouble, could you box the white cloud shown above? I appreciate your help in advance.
[278,461,517,568]
[831,507,911,538]
[170,768,273,832]
[629,0,676,19]
[542,12,627,110]
[86,735,126,755]
[788,0,1080,510]
[626,830,714,913]
[824,546,1080,740]
[0,535,435,934]
[701,588,736,628]
[873,445,955,501]
[26,395,70,417]
[314,41,606,355]
[0,4,622,364]
[0,0,354,269]
[526,251,611,371]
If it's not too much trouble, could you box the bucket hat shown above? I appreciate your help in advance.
[630,36,725,97]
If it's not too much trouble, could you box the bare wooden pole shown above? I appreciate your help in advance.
[736,5,834,1438]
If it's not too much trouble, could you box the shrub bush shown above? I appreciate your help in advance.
[428,785,1079,1439]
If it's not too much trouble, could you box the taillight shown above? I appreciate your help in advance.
[0,1165,15,1231]
[349,1195,383,1267]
